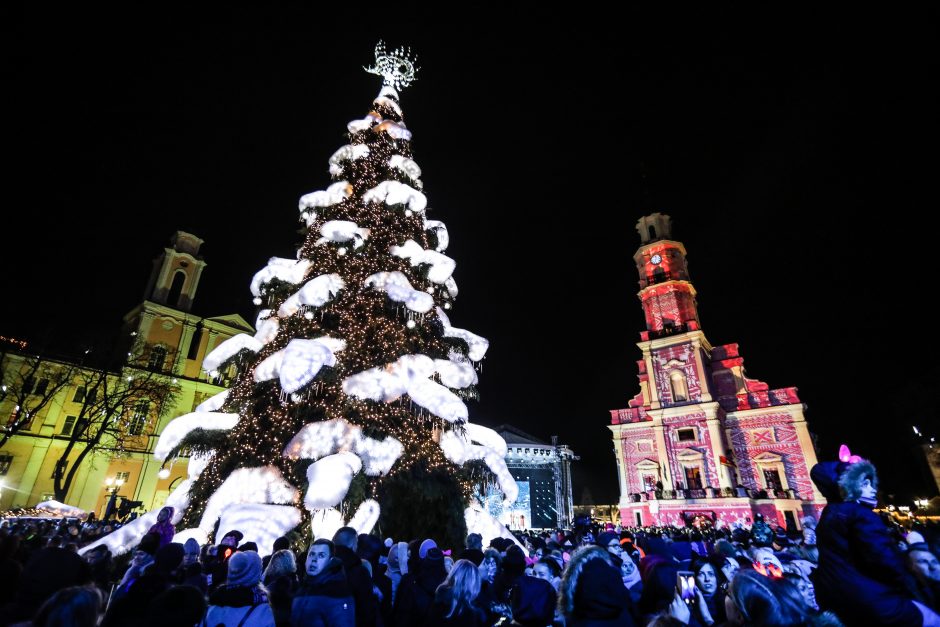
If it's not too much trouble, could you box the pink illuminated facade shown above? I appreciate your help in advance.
[609,214,826,530]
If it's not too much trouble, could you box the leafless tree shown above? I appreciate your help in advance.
[0,349,80,449]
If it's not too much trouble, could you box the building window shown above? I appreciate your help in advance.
[684,466,703,490]
[51,458,67,480]
[129,401,149,436]
[22,377,35,395]
[642,474,657,491]
[763,468,784,492]
[35,378,50,395]
[61,416,77,436]
[149,346,168,372]
[116,471,130,483]
[0,454,12,475]
[669,371,689,402]
[677,428,696,442]
[73,386,86,403]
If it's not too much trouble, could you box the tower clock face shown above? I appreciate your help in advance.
[651,254,663,265]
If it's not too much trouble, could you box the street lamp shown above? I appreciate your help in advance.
[103,477,124,521]
[914,498,929,516]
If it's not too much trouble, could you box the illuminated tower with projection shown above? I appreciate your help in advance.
[609,213,826,530]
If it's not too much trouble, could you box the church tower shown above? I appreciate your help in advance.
[143,231,207,312]
[609,214,825,530]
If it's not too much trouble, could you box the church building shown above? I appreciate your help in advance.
[609,214,826,530]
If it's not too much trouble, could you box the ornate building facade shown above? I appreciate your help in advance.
[0,232,251,516]
[488,425,577,530]
[609,214,825,530]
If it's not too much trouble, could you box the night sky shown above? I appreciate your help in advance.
[5,7,939,505]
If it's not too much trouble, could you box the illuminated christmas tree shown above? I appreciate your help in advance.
[82,43,518,555]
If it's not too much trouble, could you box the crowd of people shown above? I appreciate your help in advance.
[0,456,939,626]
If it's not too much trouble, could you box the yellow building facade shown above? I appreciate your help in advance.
[0,232,252,517]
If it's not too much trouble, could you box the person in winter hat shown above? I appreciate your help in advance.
[558,544,637,626]
[811,445,940,626]
[204,550,274,626]
[147,506,175,548]
[292,539,355,627]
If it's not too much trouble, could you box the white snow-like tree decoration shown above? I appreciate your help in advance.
[35,501,88,518]
[374,120,412,140]
[216,504,303,557]
[329,144,370,176]
[203,335,263,374]
[198,466,299,535]
[464,500,521,552]
[374,85,403,115]
[389,155,422,182]
[342,354,469,422]
[444,277,459,299]
[363,181,427,213]
[254,337,346,390]
[310,508,345,542]
[434,359,478,389]
[365,271,434,313]
[278,274,346,318]
[424,219,449,252]
[407,378,468,422]
[278,338,342,394]
[304,452,362,509]
[390,239,456,284]
[250,258,314,298]
[436,307,489,361]
[195,390,229,413]
[254,316,280,346]
[316,220,371,249]
[347,499,381,534]
[79,479,192,557]
[299,181,353,211]
[283,418,403,476]
[347,111,383,134]
[438,424,517,502]
[153,412,240,460]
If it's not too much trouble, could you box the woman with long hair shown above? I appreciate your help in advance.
[262,549,298,627]
[426,559,487,626]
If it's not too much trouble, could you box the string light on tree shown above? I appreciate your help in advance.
[79,42,515,558]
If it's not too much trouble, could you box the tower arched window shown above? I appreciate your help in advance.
[648,225,657,240]
[167,271,186,308]
[669,370,688,402]
[148,345,168,371]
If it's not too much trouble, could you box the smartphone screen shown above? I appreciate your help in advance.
[676,571,696,604]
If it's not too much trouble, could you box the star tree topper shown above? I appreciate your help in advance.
[364,40,419,90]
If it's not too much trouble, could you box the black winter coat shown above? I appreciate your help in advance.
[335,546,378,627]
[811,461,923,626]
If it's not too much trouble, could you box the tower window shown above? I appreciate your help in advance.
[677,428,696,442]
[648,225,657,240]
[167,271,186,308]
[129,401,150,436]
[670,370,689,402]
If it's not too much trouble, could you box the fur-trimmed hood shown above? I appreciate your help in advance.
[811,459,877,502]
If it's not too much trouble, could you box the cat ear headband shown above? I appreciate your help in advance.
[838,444,862,464]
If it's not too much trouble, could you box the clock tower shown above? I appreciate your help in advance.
[634,213,700,335]
[609,213,825,531]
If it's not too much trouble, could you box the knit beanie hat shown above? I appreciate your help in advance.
[419,538,438,559]
[220,530,243,548]
[183,538,201,557]
[227,550,262,587]
[596,531,620,549]
[137,532,162,556]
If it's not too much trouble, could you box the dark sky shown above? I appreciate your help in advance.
[4,7,939,504]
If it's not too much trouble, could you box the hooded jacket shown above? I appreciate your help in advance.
[811,459,923,626]
[292,557,354,627]
[558,545,637,627]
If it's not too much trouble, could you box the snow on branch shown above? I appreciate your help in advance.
[254,337,346,394]
[364,271,434,313]
[389,155,422,183]
[250,258,313,298]
[436,307,489,361]
[199,466,299,535]
[391,239,456,284]
[329,144,370,176]
[316,221,371,248]
[153,412,240,460]
[304,452,362,509]
[283,418,403,476]
[279,274,345,318]
[203,335,263,374]
[363,181,427,213]
[424,219,449,252]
